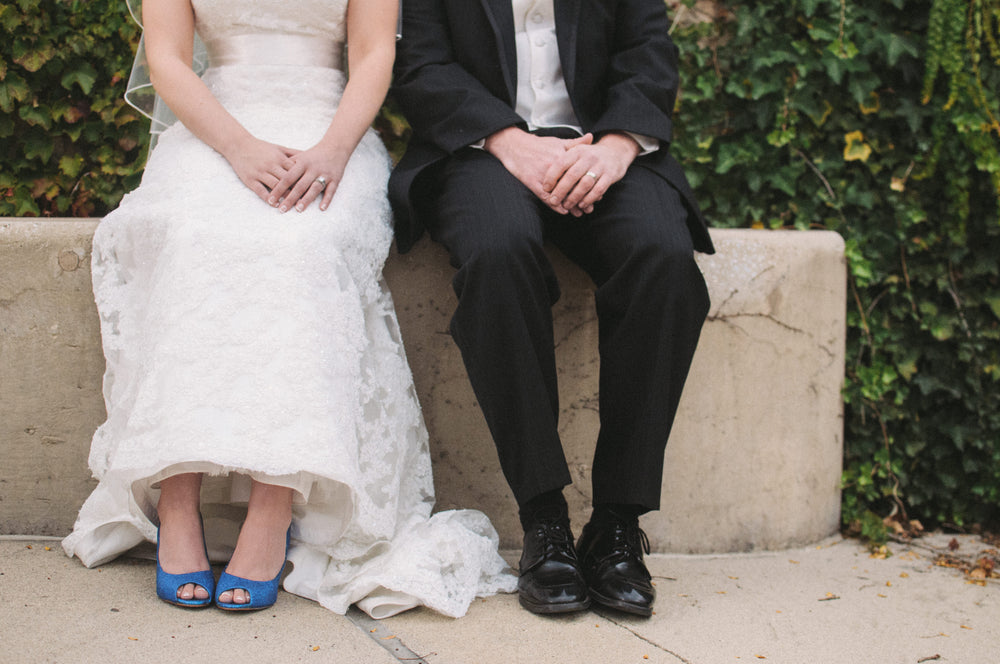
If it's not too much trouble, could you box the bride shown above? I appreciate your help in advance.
[61,0,516,617]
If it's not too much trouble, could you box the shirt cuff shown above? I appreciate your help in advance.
[625,131,659,156]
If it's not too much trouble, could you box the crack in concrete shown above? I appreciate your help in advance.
[593,608,695,663]
[345,606,433,663]
[567,481,591,505]
[553,311,598,350]
[708,311,807,336]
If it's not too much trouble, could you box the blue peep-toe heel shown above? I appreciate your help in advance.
[214,528,291,611]
[155,524,215,608]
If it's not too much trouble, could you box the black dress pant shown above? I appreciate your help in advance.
[426,148,710,511]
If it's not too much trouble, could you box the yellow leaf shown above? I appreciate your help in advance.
[844,130,872,162]
[860,92,880,115]
[869,545,890,559]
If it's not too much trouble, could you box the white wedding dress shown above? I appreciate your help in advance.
[62,0,516,619]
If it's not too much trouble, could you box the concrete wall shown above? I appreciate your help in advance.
[1,218,846,552]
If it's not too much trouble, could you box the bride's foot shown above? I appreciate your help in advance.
[217,483,293,607]
[157,517,212,601]
[156,474,212,605]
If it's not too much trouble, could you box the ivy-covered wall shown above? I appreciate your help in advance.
[1,0,146,216]
[668,0,1000,530]
[2,0,998,529]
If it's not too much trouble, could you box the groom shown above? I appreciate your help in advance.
[388,0,714,616]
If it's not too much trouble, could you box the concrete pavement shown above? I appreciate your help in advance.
[1,533,996,663]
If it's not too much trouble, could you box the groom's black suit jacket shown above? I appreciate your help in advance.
[387,0,714,256]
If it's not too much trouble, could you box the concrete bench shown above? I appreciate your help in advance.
[1,218,845,553]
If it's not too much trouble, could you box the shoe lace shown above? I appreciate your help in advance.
[537,518,572,543]
[531,517,577,560]
[606,521,651,561]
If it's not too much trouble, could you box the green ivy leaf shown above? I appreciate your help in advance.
[830,40,860,60]
[0,5,23,32]
[18,103,52,129]
[12,41,56,72]
[800,0,824,17]
[11,188,41,216]
[986,297,1000,322]
[60,63,99,94]
[0,72,30,113]
[58,154,84,178]
[886,33,918,67]
[23,132,54,163]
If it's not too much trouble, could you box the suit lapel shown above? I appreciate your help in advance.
[480,0,518,104]
[554,0,581,94]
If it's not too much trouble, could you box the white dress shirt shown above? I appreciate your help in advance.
[512,0,578,132]
[478,0,659,154]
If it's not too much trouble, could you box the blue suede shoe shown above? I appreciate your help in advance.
[155,525,215,609]
[214,528,290,611]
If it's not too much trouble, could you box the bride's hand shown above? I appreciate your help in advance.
[222,136,300,203]
[268,143,352,213]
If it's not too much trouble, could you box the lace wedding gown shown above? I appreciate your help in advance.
[62,0,516,619]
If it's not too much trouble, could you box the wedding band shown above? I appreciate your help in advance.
[315,176,327,190]
[586,171,598,180]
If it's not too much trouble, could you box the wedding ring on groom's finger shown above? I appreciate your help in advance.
[586,171,598,180]
[315,175,328,191]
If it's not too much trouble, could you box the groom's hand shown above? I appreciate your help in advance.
[541,132,640,217]
[483,128,593,213]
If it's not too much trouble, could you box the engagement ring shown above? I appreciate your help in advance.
[586,171,598,180]
[315,176,328,190]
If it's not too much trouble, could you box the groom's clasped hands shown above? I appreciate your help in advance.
[483,127,640,217]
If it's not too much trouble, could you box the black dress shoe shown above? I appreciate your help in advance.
[576,515,655,617]
[517,516,591,614]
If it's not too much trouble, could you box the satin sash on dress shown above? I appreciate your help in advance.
[204,34,343,69]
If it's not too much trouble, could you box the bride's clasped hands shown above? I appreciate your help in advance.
[216,133,298,205]
[217,129,354,214]
[267,140,354,213]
